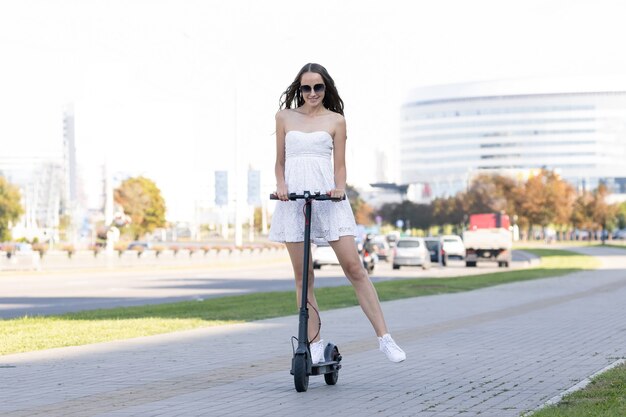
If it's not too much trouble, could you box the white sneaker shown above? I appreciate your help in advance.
[310,339,325,364]
[378,334,406,363]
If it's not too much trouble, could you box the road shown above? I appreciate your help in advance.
[0,251,535,319]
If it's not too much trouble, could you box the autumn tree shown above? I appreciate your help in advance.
[571,192,594,233]
[571,184,617,237]
[520,169,575,237]
[346,185,374,225]
[432,195,465,230]
[593,185,618,232]
[114,176,166,240]
[253,206,263,232]
[0,176,24,241]
[464,173,520,215]
[548,173,576,233]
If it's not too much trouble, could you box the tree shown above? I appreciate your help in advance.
[521,169,575,237]
[346,185,374,225]
[615,201,626,230]
[0,176,24,241]
[570,184,617,238]
[377,200,433,231]
[571,192,595,233]
[114,176,166,240]
[589,184,616,233]
[464,173,519,215]
[432,195,465,230]
[253,206,263,232]
[546,172,576,232]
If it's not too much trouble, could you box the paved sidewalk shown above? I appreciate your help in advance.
[1,246,625,416]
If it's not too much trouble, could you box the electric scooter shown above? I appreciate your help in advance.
[270,191,343,392]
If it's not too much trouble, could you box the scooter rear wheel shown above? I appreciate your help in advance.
[324,346,340,386]
[293,354,309,392]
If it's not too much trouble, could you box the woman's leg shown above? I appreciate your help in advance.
[285,242,321,342]
[329,236,388,337]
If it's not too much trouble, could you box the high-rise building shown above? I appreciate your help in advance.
[0,158,63,241]
[400,76,626,198]
[24,162,63,230]
[62,104,78,215]
[0,105,79,241]
[375,149,390,183]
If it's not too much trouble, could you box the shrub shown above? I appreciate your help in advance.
[32,243,48,258]
[88,244,101,258]
[62,244,75,258]
[153,245,166,257]
[132,245,145,258]
[114,242,127,258]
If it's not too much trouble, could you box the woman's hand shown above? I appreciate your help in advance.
[329,187,345,201]
[275,184,289,201]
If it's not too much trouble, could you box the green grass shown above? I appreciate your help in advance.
[0,249,598,356]
[601,243,626,251]
[530,362,626,417]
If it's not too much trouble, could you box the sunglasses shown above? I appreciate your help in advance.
[300,83,325,94]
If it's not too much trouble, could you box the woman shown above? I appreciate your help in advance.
[269,63,406,363]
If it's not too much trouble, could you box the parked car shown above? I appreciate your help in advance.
[312,240,376,273]
[423,237,443,264]
[392,237,431,270]
[613,229,626,240]
[312,241,340,269]
[573,229,590,240]
[441,234,466,263]
[386,233,400,248]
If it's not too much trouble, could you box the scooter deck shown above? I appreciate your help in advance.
[310,361,342,376]
[289,359,342,376]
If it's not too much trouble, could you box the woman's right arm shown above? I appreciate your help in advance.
[274,110,288,201]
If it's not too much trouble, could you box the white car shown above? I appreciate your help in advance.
[441,235,466,262]
[312,242,340,269]
[312,241,376,273]
[392,237,431,270]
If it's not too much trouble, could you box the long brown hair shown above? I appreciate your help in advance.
[279,63,344,115]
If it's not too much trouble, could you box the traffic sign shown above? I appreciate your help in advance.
[215,171,228,206]
[247,170,261,206]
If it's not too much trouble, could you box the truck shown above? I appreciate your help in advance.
[462,213,513,267]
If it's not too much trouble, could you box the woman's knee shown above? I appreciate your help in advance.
[344,260,367,281]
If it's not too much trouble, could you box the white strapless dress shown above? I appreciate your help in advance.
[269,130,357,243]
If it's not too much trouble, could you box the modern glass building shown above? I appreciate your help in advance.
[400,76,626,199]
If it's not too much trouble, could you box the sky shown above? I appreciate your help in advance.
[1,0,626,221]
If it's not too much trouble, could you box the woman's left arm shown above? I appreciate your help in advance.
[331,116,347,199]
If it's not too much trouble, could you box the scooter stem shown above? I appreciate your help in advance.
[298,192,313,352]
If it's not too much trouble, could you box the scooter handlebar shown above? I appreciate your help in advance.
[269,192,346,201]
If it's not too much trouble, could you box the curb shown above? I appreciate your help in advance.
[522,358,626,416]
[514,250,542,267]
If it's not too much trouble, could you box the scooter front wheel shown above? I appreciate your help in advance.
[293,354,309,392]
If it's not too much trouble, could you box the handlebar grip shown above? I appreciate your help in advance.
[315,194,346,201]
